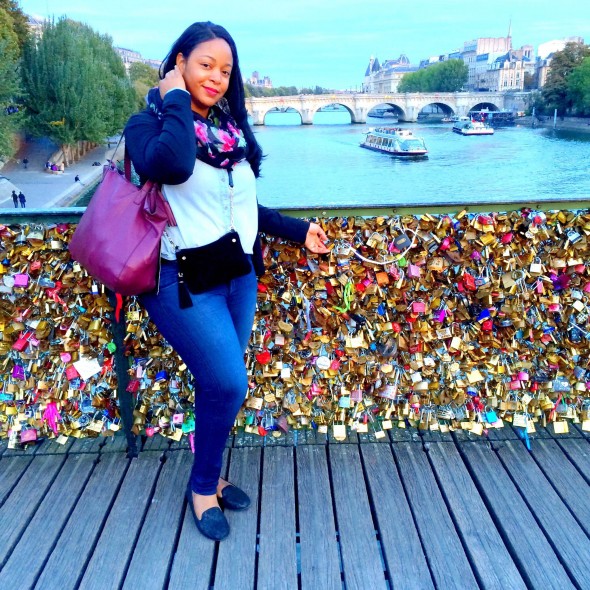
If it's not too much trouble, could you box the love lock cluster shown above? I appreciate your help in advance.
[1,209,590,447]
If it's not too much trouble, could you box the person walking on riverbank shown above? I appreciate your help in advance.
[22,158,28,170]
[11,190,18,208]
[18,192,26,208]
[124,21,328,542]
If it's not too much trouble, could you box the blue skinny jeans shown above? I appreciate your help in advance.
[140,259,257,495]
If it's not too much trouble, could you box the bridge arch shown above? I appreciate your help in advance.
[416,102,455,120]
[469,102,501,112]
[367,102,407,121]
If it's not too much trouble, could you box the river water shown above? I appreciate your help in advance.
[253,111,590,209]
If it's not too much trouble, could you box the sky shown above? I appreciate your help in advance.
[19,0,589,90]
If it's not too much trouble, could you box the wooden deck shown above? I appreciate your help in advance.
[1,424,590,590]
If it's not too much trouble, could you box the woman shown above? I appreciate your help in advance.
[124,21,328,541]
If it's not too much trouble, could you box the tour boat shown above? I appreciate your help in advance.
[360,127,428,157]
[452,120,494,136]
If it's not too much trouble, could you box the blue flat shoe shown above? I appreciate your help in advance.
[219,482,251,510]
[186,484,229,541]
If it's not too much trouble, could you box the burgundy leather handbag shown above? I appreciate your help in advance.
[69,147,175,296]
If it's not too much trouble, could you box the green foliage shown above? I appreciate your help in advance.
[245,84,329,97]
[398,59,468,92]
[567,57,590,116]
[0,0,29,54]
[0,9,22,160]
[0,6,19,60]
[21,18,135,147]
[129,61,159,111]
[542,42,590,116]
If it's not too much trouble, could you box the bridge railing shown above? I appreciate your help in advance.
[1,198,589,452]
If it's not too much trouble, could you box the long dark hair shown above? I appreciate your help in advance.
[161,22,263,177]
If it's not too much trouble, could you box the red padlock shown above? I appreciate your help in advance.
[255,349,271,365]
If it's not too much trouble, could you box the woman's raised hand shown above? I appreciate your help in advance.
[305,222,330,254]
[159,65,187,99]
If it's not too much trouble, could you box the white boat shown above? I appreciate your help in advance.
[450,115,470,123]
[452,120,494,136]
[360,127,428,157]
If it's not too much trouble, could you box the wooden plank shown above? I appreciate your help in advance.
[257,447,297,590]
[0,438,8,457]
[496,441,590,588]
[556,438,590,483]
[0,454,96,587]
[0,456,34,507]
[297,446,341,590]
[2,440,38,456]
[168,449,229,590]
[142,434,170,452]
[361,444,434,590]
[33,453,129,589]
[329,444,387,590]
[68,436,105,454]
[393,443,478,589]
[427,443,526,589]
[34,435,75,454]
[214,447,261,590]
[233,429,264,447]
[529,439,590,536]
[388,424,417,442]
[460,442,574,589]
[78,452,164,590]
[100,434,129,453]
[328,426,359,444]
[486,425,519,441]
[262,430,296,446]
[294,428,327,445]
[122,450,192,590]
[0,454,66,568]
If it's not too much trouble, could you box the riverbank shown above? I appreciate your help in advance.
[0,137,124,210]
[519,115,590,133]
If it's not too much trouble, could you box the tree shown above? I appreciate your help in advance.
[523,71,536,91]
[21,18,135,163]
[567,57,590,116]
[542,42,590,116]
[129,61,159,111]
[0,8,22,160]
[398,59,467,93]
[0,0,29,54]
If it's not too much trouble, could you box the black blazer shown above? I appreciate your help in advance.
[124,89,309,276]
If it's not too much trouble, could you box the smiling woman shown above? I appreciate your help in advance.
[122,21,328,543]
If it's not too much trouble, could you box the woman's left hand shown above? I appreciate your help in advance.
[305,222,330,254]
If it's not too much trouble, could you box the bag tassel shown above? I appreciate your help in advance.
[177,272,193,309]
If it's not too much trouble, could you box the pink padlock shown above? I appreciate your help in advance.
[518,371,529,381]
[13,274,29,287]
[351,389,363,402]
[548,303,561,312]
[407,264,421,279]
[172,413,184,425]
[145,426,155,437]
[509,380,521,390]
[65,365,79,381]
[20,429,38,443]
[412,301,426,313]
[584,282,590,293]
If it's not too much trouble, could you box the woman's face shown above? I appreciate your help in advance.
[176,38,233,118]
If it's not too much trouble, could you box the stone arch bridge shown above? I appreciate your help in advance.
[245,92,508,125]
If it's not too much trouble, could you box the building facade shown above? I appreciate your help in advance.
[462,36,513,90]
[362,55,418,93]
[247,71,273,89]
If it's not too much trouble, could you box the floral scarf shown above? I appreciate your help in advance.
[146,87,247,169]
